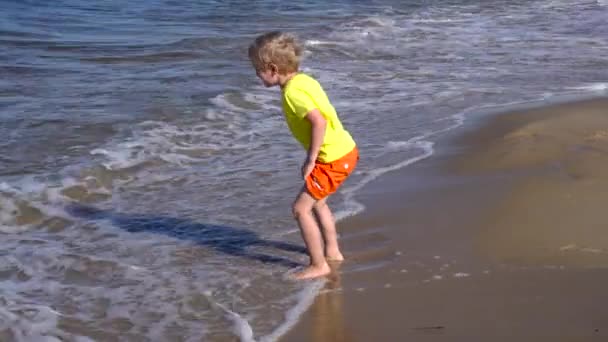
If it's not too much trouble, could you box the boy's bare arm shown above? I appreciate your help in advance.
[305,109,326,162]
[300,109,326,180]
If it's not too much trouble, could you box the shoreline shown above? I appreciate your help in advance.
[281,96,608,341]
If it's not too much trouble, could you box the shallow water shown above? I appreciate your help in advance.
[1,0,608,340]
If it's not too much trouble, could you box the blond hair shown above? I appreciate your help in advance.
[248,31,303,74]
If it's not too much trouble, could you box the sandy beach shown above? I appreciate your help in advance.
[283,97,608,341]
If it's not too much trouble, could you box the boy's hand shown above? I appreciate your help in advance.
[301,159,315,180]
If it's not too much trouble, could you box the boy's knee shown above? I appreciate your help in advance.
[292,202,310,219]
[313,199,328,211]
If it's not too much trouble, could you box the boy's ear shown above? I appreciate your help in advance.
[268,63,279,74]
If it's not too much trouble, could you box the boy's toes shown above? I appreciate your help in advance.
[291,263,331,280]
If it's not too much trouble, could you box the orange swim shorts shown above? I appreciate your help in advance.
[305,147,359,200]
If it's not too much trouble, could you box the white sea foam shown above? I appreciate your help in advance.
[210,298,255,342]
[259,280,325,342]
[0,176,88,232]
[305,39,339,46]
[0,302,61,341]
[209,93,252,114]
[567,83,608,92]
[90,124,204,170]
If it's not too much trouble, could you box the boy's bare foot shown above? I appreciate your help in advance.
[325,248,344,262]
[293,262,331,280]
[325,252,344,262]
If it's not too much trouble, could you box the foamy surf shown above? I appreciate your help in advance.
[0,299,91,342]
[257,280,326,342]
[208,294,255,342]
[567,83,608,92]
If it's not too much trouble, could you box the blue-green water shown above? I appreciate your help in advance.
[1,0,608,340]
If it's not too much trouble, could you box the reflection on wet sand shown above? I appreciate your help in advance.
[311,263,357,342]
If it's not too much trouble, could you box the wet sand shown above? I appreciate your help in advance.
[283,97,608,341]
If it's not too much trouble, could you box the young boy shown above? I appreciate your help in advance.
[248,31,359,280]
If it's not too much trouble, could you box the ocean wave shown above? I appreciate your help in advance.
[80,51,204,64]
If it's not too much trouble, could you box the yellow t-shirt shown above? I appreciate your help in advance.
[282,73,356,163]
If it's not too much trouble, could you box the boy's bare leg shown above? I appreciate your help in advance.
[314,198,344,261]
[292,189,331,280]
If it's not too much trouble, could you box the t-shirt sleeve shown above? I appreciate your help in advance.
[284,87,317,119]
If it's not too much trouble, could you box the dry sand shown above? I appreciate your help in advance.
[282,97,608,341]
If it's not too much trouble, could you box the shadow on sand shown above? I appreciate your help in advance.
[66,203,306,268]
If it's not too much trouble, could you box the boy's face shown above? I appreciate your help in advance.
[255,66,279,88]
